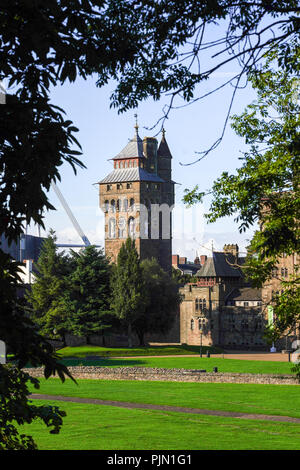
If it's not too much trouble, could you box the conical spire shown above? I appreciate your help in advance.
[113,115,144,160]
[158,128,172,158]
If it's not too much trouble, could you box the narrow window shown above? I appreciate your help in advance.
[129,198,135,211]
[118,217,126,238]
[108,218,116,239]
[128,217,135,239]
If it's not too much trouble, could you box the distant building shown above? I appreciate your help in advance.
[172,255,200,276]
[261,253,299,350]
[0,233,45,263]
[226,287,262,307]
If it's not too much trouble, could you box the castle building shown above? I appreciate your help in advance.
[180,245,267,349]
[98,124,175,272]
[261,252,299,350]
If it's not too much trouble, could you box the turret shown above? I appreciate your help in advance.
[157,128,172,183]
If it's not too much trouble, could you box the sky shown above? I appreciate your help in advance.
[25,22,261,261]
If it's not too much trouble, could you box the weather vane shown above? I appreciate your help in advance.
[134,113,139,133]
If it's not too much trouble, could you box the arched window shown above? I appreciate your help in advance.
[129,198,135,211]
[104,200,109,213]
[116,199,120,211]
[142,199,151,239]
[128,217,135,238]
[118,217,126,238]
[191,319,194,330]
[159,211,162,239]
[195,298,206,312]
[281,267,288,277]
[111,200,116,213]
[108,218,116,239]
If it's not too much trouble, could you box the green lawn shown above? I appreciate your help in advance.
[57,344,222,358]
[30,378,300,418]
[19,399,300,450]
[58,356,294,375]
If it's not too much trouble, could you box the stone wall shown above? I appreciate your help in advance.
[49,309,180,348]
[24,366,299,385]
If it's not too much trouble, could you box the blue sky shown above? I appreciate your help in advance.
[26,23,261,261]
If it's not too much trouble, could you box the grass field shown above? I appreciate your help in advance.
[20,399,300,450]
[29,378,300,418]
[20,349,299,450]
[58,356,294,375]
[57,344,222,358]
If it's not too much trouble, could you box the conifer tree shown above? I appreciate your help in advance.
[110,238,146,348]
[61,246,112,344]
[26,230,72,346]
[135,258,182,345]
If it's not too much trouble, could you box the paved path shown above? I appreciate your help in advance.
[96,352,291,362]
[30,394,300,424]
[207,352,292,362]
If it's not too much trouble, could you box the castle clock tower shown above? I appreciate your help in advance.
[98,123,175,272]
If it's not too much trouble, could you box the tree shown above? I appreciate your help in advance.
[110,238,146,347]
[26,230,74,347]
[0,365,66,450]
[134,258,182,346]
[172,267,198,285]
[183,50,299,370]
[0,248,74,449]
[61,246,112,344]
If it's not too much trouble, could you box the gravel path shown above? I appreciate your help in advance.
[30,394,300,424]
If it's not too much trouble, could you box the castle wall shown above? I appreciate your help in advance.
[179,283,269,350]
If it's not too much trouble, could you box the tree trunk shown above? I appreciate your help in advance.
[137,329,145,346]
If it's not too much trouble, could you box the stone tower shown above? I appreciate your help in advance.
[98,123,175,272]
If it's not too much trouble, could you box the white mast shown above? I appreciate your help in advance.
[51,182,91,247]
